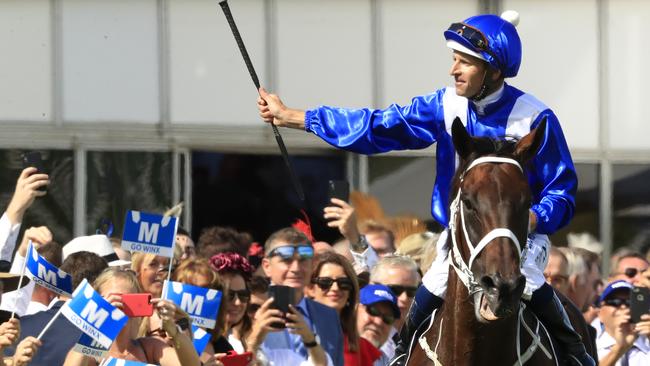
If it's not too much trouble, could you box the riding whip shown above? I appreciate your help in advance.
[218,0,305,202]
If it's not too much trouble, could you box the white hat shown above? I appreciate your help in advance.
[64,234,131,267]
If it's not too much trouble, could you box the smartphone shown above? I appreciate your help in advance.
[328,180,349,202]
[219,351,253,366]
[121,293,153,318]
[268,285,295,329]
[630,286,650,323]
[22,151,47,192]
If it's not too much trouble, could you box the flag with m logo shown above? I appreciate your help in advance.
[191,324,212,354]
[164,280,222,329]
[25,241,73,296]
[73,333,109,358]
[61,279,128,348]
[121,210,178,257]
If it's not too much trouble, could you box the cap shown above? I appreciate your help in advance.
[598,280,633,304]
[359,284,400,319]
[63,235,131,267]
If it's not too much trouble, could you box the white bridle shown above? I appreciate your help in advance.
[449,156,524,294]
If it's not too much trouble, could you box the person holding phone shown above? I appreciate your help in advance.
[249,227,343,366]
[63,268,201,366]
[592,280,650,366]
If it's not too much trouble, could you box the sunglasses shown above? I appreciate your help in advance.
[312,277,354,292]
[387,285,417,298]
[447,22,498,60]
[602,298,630,308]
[366,304,395,325]
[228,289,251,303]
[267,245,314,261]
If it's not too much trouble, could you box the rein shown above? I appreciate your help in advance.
[448,156,524,294]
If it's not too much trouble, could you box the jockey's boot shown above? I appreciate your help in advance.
[528,283,595,366]
[389,286,444,366]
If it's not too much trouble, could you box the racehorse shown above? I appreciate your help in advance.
[406,117,561,366]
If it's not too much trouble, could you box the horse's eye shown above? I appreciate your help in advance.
[463,199,474,211]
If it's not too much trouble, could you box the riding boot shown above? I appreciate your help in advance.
[527,283,595,366]
[389,286,444,366]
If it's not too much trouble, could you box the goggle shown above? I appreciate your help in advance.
[267,245,314,261]
[227,289,251,303]
[387,285,418,298]
[312,277,354,292]
[366,304,396,325]
[602,298,630,308]
[447,22,498,61]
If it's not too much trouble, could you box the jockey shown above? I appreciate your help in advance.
[256,11,595,366]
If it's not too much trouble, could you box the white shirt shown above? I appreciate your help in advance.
[380,326,398,360]
[0,212,21,261]
[591,318,650,366]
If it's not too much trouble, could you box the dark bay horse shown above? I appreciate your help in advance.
[406,117,560,366]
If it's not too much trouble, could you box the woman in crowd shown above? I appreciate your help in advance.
[306,251,378,366]
[173,257,232,361]
[209,252,254,353]
[63,267,200,366]
[131,253,175,336]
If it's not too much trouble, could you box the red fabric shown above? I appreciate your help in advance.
[343,335,382,366]
[292,209,315,242]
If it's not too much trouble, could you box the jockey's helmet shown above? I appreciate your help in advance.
[444,11,522,78]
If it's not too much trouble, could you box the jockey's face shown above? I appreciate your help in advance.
[449,50,488,98]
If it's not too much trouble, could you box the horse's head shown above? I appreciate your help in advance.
[449,117,547,323]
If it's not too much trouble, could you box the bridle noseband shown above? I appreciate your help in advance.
[449,156,524,294]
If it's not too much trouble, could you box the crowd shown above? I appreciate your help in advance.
[0,162,648,366]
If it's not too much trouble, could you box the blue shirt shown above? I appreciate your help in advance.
[305,84,577,235]
[261,297,344,366]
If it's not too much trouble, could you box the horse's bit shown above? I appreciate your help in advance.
[448,156,524,294]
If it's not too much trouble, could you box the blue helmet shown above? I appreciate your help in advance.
[444,13,522,78]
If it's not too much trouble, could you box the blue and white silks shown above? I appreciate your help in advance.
[305,83,577,235]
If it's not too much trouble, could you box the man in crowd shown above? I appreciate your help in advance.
[7,251,108,365]
[253,227,343,366]
[360,221,396,259]
[545,246,570,294]
[592,280,650,365]
[357,284,401,365]
[560,247,601,312]
[609,252,649,285]
[370,256,420,359]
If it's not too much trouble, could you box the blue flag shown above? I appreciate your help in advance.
[191,324,212,355]
[25,241,73,296]
[164,280,222,329]
[61,279,128,348]
[100,357,156,366]
[72,333,109,358]
[122,210,178,257]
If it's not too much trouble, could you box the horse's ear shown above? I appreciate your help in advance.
[514,116,547,163]
[452,117,474,160]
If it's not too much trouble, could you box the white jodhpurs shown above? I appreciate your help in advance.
[422,229,550,298]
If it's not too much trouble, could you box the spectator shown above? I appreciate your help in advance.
[1,226,59,316]
[197,226,252,258]
[592,280,650,366]
[356,284,400,365]
[559,247,600,312]
[306,252,378,366]
[359,221,395,259]
[63,268,200,366]
[209,252,254,354]
[545,246,570,295]
[0,318,41,366]
[609,252,649,285]
[250,227,342,366]
[173,258,230,364]
[176,227,196,261]
[247,275,269,321]
[131,253,175,335]
[370,256,420,360]
[10,251,108,365]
